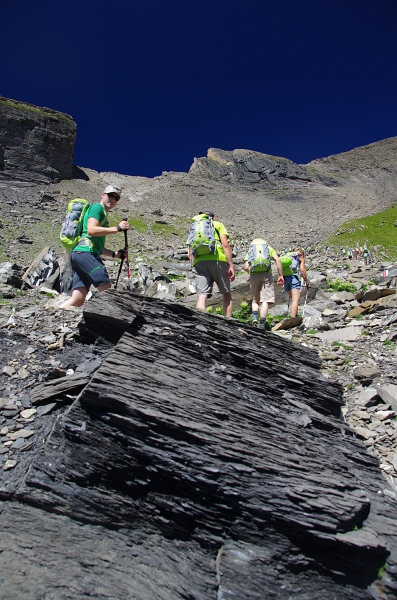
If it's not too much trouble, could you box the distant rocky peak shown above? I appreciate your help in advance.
[189,146,337,187]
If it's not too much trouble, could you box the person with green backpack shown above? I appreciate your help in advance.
[244,238,284,328]
[280,247,309,318]
[60,185,129,308]
[187,209,235,316]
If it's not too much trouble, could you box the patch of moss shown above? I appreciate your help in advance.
[0,98,73,123]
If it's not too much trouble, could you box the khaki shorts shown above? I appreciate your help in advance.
[193,260,230,295]
[250,271,275,305]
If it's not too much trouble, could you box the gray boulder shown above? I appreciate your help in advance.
[0,262,23,287]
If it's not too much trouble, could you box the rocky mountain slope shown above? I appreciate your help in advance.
[1,98,397,598]
[1,97,397,270]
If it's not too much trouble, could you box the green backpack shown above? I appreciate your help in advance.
[60,198,90,251]
[281,251,301,276]
[247,239,271,272]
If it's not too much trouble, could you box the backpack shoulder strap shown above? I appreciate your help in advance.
[213,225,221,242]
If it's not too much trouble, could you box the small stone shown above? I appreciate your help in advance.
[7,429,35,440]
[380,463,393,473]
[39,334,57,344]
[355,426,374,440]
[2,409,19,418]
[36,403,56,416]
[24,346,36,355]
[3,366,15,377]
[18,368,30,379]
[11,437,32,450]
[354,410,371,420]
[354,366,381,380]
[20,408,37,419]
[3,459,17,470]
[375,410,395,421]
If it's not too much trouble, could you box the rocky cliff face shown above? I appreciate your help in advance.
[0,96,76,184]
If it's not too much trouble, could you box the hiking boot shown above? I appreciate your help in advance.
[258,322,265,329]
[251,312,258,326]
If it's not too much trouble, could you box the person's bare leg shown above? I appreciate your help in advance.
[196,294,208,311]
[60,287,88,308]
[260,302,269,319]
[290,289,301,318]
[97,282,112,292]
[222,292,232,317]
[252,298,260,314]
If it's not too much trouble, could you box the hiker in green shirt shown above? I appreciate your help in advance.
[187,210,235,316]
[61,185,129,308]
[244,239,284,329]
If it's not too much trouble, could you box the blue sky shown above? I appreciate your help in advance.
[2,0,396,177]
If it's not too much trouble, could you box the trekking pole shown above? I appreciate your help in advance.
[285,294,290,317]
[124,223,131,291]
[301,285,309,319]
[114,254,125,289]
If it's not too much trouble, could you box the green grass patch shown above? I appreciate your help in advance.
[327,278,357,293]
[377,563,386,579]
[383,340,395,349]
[325,204,397,260]
[108,214,148,234]
[152,216,189,238]
[265,314,284,329]
[332,341,351,350]
[167,274,184,281]
[152,222,175,236]
[307,329,318,335]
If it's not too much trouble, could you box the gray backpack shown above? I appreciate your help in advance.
[247,239,271,272]
[187,214,218,257]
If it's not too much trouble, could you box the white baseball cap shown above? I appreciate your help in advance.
[103,185,121,199]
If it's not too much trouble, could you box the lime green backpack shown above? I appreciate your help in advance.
[281,252,301,276]
[60,198,90,251]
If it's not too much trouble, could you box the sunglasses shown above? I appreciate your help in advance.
[107,193,120,201]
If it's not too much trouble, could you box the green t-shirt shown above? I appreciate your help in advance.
[189,220,229,266]
[73,203,108,255]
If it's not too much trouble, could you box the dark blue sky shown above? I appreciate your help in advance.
[2,0,397,177]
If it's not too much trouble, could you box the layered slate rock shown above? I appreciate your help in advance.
[189,148,338,187]
[0,96,76,183]
[1,291,397,599]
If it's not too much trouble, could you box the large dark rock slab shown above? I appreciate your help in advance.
[1,290,397,598]
[0,96,76,183]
